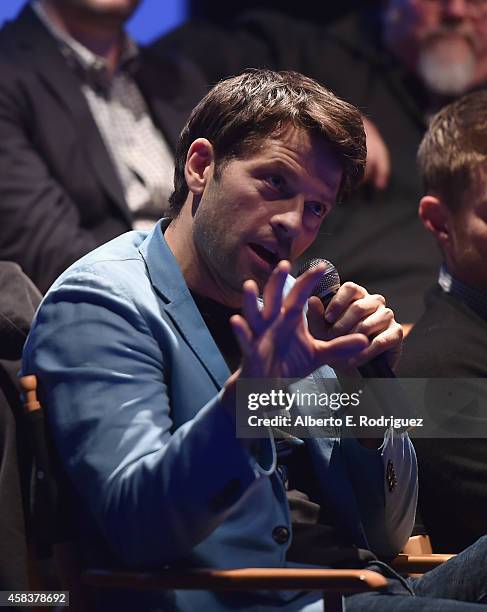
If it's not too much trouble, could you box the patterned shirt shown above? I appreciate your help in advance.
[34,0,175,229]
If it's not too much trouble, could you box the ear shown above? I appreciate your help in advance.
[184,138,214,196]
[419,195,451,248]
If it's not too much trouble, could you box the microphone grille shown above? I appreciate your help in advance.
[298,258,341,300]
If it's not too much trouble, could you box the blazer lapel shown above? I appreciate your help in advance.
[138,221,230,389]
[12,7,131,225]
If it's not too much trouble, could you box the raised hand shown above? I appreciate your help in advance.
[230,261,369,380]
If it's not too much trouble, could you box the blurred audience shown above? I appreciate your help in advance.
[398,91,487,553]
[155,0,487,323]
[0,0,206,293]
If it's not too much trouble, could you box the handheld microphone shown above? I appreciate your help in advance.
[299,258,396,379]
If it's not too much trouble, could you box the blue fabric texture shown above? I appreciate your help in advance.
[346,536,487,611]
[23,220,417,611]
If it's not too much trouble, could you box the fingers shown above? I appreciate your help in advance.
[314,333,370,369]
[240,258,321,342]
[349,321,404,368]
[262,260,291,320]
[244,259,326,335]
[351,305,394,337]
[257,263,327,353]
[243,261,292,336]
[324,282,370,325]
[309,291,391,342]
[230,314,253,356]
[306,296,327,340]
[321,281,401,369]
[330,293,387,337]
[241,279,262,336]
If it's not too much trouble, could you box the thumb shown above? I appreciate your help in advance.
[307,296,328,340]
[314,333,369,369]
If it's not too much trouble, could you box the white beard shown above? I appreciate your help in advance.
[418,36,476,97]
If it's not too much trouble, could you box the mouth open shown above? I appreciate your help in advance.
[248,242,280,268]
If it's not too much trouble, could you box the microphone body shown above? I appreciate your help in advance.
[299,258,396,379]
[356,358,395,379]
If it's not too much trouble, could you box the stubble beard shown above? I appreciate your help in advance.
[193,212,245,301]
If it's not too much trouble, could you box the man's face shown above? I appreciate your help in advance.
[447,165,487,287]
[190,126,342,306]
[383,0,487,95]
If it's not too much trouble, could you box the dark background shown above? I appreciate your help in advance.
[0,1,374,43]
[189,0,368,24]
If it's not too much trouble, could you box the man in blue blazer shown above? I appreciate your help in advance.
[23,70,487,611]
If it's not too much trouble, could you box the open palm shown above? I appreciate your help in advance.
[231,261,369,380]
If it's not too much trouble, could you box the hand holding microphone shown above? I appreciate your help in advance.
[224,258,405,443]
[299,259,412,445]
[301,259,403,377]
[229,260,370,381]
[222,259,371,440]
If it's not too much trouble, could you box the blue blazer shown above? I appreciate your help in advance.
[23,221,417,611]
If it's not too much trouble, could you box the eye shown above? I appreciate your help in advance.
[306,201,328,218]
[265,174,287,192]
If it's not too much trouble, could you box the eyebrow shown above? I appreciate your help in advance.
[257,159,333,202]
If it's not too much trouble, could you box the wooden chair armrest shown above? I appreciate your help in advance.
[391,554,454,574]
[402,534,433,555]
[81,567,387,593]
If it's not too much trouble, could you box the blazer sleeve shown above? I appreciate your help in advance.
[0,62,108,293]
[22,267,270,568]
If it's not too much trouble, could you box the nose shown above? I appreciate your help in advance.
[441,0,470,21]
[269,197,304,242]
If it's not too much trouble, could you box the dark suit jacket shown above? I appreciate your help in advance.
[398,286,487,552]
[0,261,42,591]
[0,5,207,293]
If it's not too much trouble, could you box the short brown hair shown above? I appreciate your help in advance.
[417,90,487,210]
[168,69,366,217]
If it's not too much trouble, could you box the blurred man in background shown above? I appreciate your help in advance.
[399,90,487,552]
[0,0,206,293]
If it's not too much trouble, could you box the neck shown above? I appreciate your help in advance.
[443,257,484,291]
[41,0,124,74]
[165,206,243,309]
